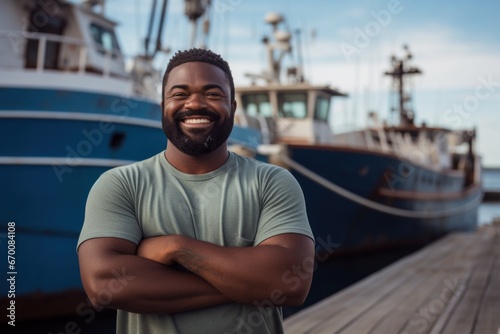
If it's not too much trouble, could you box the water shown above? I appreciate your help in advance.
[478,201,500,225]
[479,168,500,225]
[483,168,500,191]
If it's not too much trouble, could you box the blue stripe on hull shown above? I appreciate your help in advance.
[0,87,162,121]
[0,118,166,160]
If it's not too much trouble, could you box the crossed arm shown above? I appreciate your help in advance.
[77,233,314,314]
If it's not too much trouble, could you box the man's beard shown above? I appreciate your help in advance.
[162,109,234,156]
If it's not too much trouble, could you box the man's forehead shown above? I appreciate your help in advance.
[166,62,230,89]
[170,61,224,76]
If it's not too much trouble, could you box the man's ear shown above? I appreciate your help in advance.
[231,100,237,115]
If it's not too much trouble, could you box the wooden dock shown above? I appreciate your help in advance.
[284,223,500,334]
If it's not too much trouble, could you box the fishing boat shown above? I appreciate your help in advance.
[0,0,258,321]
[233,13,482,257]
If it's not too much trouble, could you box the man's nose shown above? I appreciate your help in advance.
[184,93,207,110]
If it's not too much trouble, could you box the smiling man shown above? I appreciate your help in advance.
[77,48,314,334]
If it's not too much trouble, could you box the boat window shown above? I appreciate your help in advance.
[25,6,66,70]
[278,92,307,119]
[241,93,273,118]
[90,23,121,55]
[314,95,330,121]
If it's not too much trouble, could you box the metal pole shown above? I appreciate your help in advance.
[36,37,46,72]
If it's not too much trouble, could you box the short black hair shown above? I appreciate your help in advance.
[161,48,235,106]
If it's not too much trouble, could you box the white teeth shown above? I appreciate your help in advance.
[184,118,211,124]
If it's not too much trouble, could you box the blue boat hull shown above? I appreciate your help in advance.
[285,145,481,255]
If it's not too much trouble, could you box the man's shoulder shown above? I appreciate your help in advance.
[231,152,285,175]
[234,153,293,181]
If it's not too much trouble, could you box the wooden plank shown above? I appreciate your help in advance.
[397,236,487,334]
[430,232,496,334]
[284,234,474,333]
[283,245,440,333]
[367,234,480,334]
[284,236,457,333]
[338,271,428,333]
[284,226,500,334]
[437,234,496,334]
[472,240,500,334]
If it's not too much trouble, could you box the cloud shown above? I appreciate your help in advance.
[296,24,500,94]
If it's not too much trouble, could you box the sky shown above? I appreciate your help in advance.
[103,0,500,166]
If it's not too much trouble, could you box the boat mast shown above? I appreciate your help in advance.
[143,0,169,59]
[144,0,158,57]
[184,0,211,48]
[384,45,421,127]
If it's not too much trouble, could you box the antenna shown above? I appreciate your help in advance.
[384,45,422,127]
[263,12,291,83]
[244,12,307,85]
[294,28,304,83]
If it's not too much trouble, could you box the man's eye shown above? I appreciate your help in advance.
[172,92,188,98]
[206,92,223,97]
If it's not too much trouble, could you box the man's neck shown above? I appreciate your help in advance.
[164,144,229,174]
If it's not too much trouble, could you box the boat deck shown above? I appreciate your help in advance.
[284,223,500,334]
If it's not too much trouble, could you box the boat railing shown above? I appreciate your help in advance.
[0,29,125,78]
[358,127,454,169]
[474,153,482,186]
[364,127,391,153]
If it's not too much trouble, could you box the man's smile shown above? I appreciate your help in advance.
[179,116,215,131]
[173,110,220,131]
[183,118,211,124]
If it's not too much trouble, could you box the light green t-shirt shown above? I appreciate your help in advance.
[78,151,313,334]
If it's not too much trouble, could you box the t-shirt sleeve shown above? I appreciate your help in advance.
[254,168,314,245]
[77,169,142,250]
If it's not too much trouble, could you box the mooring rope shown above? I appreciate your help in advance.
[279,154,482,219]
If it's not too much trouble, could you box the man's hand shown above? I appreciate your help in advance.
[137,235,179,265]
